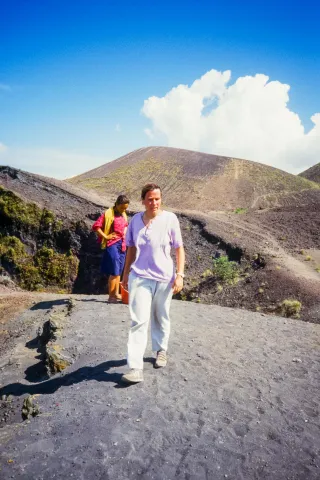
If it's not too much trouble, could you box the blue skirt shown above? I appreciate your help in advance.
[101,240,126,276]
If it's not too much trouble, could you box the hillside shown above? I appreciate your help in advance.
[0,166,114,218]
[68,146,320,211]
[0,166,111,295]
[1,164,319,323]
[299,162,320,184]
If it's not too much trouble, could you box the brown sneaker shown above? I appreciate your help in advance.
[121,369,144,384]
[155,350,167,368]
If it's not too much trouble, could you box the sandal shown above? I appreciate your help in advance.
[108,296,121,304]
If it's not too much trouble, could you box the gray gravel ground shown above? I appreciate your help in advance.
[0,297,319,480]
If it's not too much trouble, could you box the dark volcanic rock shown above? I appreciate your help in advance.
[0,167,109,294]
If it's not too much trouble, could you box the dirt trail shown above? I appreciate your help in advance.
[182,209,320,284]
[0,297,319,479]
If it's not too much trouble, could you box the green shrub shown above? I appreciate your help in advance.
[17,264,42,290]
[0,236,79,291]
[35,246,79,288]
[212,256,239,284]
[0,187,41,227]
[0,236,27,262]
[201,269,212,278]
[234,207,247,214]
[280,299,302,318]
[0,187,62,233]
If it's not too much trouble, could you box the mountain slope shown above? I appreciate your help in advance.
[0,166,112,218]
[1,165,319,323]
[299,162,320,184]
[68,146,320,211]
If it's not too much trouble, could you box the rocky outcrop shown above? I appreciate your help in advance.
[38,309,72,376]
[0,181,105,294]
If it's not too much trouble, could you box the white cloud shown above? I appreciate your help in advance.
[142,69,320,173]
[0,146,107,179]
[144,128,154,139]
[115,123,121,132]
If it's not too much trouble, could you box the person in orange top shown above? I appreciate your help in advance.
[92,195,130,303]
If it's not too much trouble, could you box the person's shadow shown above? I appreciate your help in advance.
[0,357,154,397]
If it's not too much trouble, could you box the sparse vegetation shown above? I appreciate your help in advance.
[0,236,27,262]
[0,186,62,232]
[212,255,240,285]
[234,207,247,214]
[69,147,320,212]
[305,255,312,261]
[201,269,212,278]
[35,247,79,288]
[279,299,302,319]
[0,236,79,291]
[0,185,81,292]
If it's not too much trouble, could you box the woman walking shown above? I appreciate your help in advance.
[92,195,130,303]
[121,184,185,384]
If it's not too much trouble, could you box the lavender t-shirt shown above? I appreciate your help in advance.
[126,211,183,283]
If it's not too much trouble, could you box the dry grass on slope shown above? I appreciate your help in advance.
[299,162,320,184]
[68,146,319,211]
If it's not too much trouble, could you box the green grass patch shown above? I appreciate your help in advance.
[212,255,240,285]
[0,186,62,232]
[234,207,247,214]
[0,236,79,291]
[279,299,302,319]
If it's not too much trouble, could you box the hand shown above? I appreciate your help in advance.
[122,272,129,290]
[107,232,118,240]
[172,275,183,295]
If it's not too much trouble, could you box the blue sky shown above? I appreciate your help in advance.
[1,0,319,178]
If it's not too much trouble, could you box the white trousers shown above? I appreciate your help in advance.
[127,272,173,370]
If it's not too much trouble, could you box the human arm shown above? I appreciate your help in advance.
[95,228,118,242]
[121,246,137,289]
[92,210,117,242]
[172,246,185,294]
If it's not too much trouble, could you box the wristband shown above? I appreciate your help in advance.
[176,272,185,278]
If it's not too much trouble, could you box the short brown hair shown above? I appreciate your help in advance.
[141,183,161,200]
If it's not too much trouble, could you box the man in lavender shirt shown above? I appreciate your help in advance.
[121,183,185,384]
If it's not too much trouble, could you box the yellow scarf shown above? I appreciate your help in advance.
[101,207,128,249]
